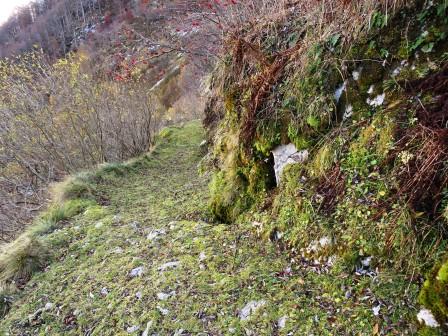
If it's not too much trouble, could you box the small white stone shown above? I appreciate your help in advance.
[343,104,353,120]
[319,236,331,247]
[157,292,171,301]
[417,308,440,328]
[361,257,372,267]
[44,302,53,311]
[372,304,381,316]
[135,291,143,299]
[168,221,177,228]
[142,321,153,336]
[367,85,375,94]
[129,221,140,230]
[157,306,170,315]
[158,261,180,271]
[100,287,108,296]
[199,251,207,262]
[130,266,144,277]
[147,229,165,241]
[367,93,385,107]
[127,325,140,333]
[95,222,103,229]
[112,247,124,254]
[352,70,361,81]
[278,315,287,329]
[392,67,402,76]
[334,82,347,102]
[174,329,185,336]
[239,300,266,321]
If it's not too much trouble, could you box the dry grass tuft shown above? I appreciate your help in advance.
[0,234,49,287]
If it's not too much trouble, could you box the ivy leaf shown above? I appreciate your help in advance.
[421,43,434,53]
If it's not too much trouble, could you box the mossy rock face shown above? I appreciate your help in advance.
[209,171,249,222]
[209,158,275,222]
[419,258,448,330]
[206,0,448,312]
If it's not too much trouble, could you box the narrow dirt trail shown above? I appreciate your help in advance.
[1,122,417,335]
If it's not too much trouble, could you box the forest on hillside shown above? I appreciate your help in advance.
[0,0,213,241]
[0,0,277,240]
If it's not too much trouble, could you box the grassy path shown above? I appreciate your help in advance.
[1,122,417,335]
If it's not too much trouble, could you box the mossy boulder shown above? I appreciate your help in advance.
[419,258,448,330]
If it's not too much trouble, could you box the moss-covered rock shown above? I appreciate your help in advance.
[419,258,448,331]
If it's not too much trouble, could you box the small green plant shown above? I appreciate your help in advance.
[371,11,388,29]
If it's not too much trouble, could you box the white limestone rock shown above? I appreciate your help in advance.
[142,321,153,336]
[44,302,53,311]
[127,325,140,333]
[372,304,381,316]
[278,316,287,329]
[272,144,308,185]
[367,93,385,107]
[158,261,180,271]
[239,300,266,321]
[129,266,144,278]
[156,291,175,301]
[343,104,353,120]
[334,82,347,102]
[417,308,440,328]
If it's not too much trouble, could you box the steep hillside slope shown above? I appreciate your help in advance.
[0,122,420,334]
[0,0,208,242]
[204,0,448,333]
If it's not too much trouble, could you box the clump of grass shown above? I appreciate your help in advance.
[0,183,98,294]
[31,199,96,236]
[96,162,129,178]
[308,142,336,178]
[0,198,95,288]
[83,204,109,221]
[51,174,96,203]
[0,234,49,284]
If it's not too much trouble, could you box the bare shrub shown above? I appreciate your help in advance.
[0,50,162,240]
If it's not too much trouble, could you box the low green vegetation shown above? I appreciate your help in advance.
[0,122,422,334]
